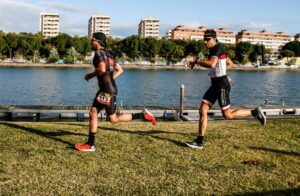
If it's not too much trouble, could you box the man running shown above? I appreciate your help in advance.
[185,29,266,149]
[75,32,156,152]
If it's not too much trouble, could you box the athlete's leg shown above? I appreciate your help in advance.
[217,84,251,120]
[109,110,156,125]
[75,98,103,151]
[89,106,101,133]
[198,86,216,137]
[198,101,210,136]
[109,113,132,123]
[218,86,266,125]
[222,108,251,119]
[185,86,216,149]
[106,96,156,125]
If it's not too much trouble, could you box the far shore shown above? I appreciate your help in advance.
[0,62,300,71]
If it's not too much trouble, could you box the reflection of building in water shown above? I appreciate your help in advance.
[236,29,293,53]
[40,13,60,38]
[88,14,110,37]
[169,25,235,44]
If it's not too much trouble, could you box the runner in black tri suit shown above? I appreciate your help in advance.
[75,32,156,152]
[185,29,267,149]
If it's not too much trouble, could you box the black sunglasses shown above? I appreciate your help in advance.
[204,37,212,41]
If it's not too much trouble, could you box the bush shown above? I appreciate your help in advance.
[47,57,59,63]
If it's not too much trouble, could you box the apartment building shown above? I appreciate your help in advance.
[295,33,300,41]
[170,25,235,44]
[88,14,110,37]
[236,29,293,52]
[138,17,160,38]
[40,13,60,38]
[162,30,172,40]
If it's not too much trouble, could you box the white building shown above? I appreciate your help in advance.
[162,30,172,40]
[88,14,110,37]
[138,17,160,38]
[40,13,60,38]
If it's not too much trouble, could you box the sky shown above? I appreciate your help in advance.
[0,0,299,38]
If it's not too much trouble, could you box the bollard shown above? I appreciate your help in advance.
[77,113,85,121]
[180,84,185,116]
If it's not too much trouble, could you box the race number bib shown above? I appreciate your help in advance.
[96,92,112,106]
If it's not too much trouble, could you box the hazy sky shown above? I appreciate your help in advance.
[0,0,299,37]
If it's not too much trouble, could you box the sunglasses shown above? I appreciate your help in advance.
[204,37,212,41]
[91,38,99,42]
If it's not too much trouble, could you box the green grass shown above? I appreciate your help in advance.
[0,118,299,195]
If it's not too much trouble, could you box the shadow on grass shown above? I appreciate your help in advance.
[249,146,300,157]
[100,126,188,147]
[0,122,86,146]
[238,188,300,196]
[65,122,194,137]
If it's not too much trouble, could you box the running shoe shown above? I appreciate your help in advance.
[74,143,95,152]
[253,107,267,126]
[143,108,157,125]
[185,139,204,149]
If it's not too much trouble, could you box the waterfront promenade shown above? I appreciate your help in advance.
[0,62,300,71]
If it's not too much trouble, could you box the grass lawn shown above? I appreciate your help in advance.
[0,118,299,195]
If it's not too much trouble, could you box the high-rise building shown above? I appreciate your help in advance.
[170,25,235,44]
[236,29,293,52]
[138,17,160,38]
[88,14,110,37]
[40,13,60,38]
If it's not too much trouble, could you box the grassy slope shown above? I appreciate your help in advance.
[0,118,299,195]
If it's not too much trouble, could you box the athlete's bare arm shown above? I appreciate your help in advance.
[84,61,106,81]
[113,63,123,79]
[226,58,234,69]
[189,57,217,69]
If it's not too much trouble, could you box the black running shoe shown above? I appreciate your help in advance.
[253,107,267,125]
[185,139,204,149]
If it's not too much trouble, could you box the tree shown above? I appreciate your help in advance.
[159,40,177,61]
[72,35,84,55]
[107,37,122,59]
[50,33,73,57]
[142,37,160,60]
[220,43,236,59]
[249,44,266,62]
[4,33,18,59]
[235,42,254,64]
[120,35,142,60]
[66,47,79,64]
[79,36,92,57]
[281,41,300,57]
[0,32,8,58]
[185,40,207,57]
[281,49,295,65]
[48,47,59,63]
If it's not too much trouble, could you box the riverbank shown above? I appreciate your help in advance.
[0,62,300,71]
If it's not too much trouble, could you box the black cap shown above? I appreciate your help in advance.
[204,29,217,38]
[92,32,107,47]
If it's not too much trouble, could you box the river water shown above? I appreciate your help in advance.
[0,67,299,106]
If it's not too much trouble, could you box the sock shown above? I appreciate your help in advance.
[251,109,257,117]
[87,133,96,146]
[196,136,204,143]
[132,113,143,120]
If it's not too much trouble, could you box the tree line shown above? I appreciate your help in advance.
[0,31,299,64]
